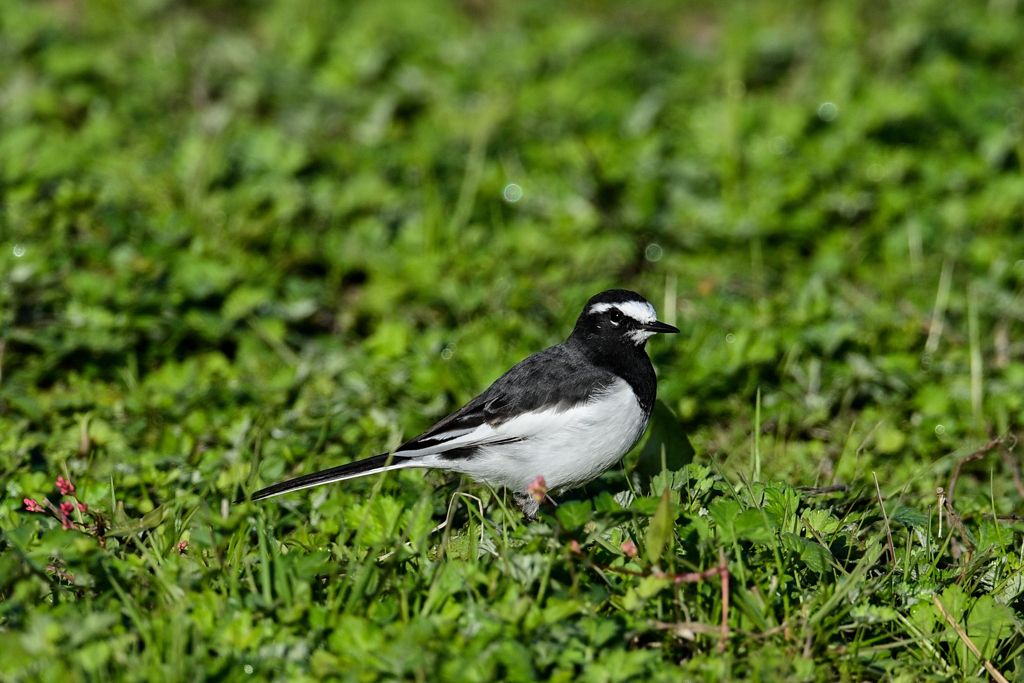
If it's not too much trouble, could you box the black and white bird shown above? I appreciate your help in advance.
[247,289,679,517]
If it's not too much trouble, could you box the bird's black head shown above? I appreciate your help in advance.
[569,289,679,351]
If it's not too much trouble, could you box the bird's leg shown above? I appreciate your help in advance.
[514,491,559,521]
[514,492,540,521]
[509,491,536,518]
[518,475,559,521]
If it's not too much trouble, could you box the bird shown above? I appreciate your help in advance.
[245,289,679,518]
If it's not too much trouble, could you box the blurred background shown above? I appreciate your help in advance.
[2,0,1024,510]
[4,1,1024,679]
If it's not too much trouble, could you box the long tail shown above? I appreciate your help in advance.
[244,453,412,502]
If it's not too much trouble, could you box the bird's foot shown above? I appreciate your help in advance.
[514,491,558,521]
[514,492,540,521]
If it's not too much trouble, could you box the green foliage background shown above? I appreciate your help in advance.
[2,0,1024,680]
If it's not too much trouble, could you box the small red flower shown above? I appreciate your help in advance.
[56,476,75,496]
[177,541,188,555]
[527,475,548,503]
[570,540,582,554]
[58,501,76,530]
[77,502,88,513]
[24,499,44,513]
[621,539,638,558]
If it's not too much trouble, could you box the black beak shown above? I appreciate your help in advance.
[642,320,680,334]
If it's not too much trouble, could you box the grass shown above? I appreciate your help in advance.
[2,0,1024,680]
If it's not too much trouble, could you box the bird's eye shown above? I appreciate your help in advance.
[609,309,623,325]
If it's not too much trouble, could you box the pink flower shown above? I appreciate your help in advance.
[177,541,188,555]
[58,501,76,530]
[77,502,88,513]
[621,539,638,558]
[570,540,582,554]
[24,499,44,513]
[56,476,75,496]
[527,475,548,503]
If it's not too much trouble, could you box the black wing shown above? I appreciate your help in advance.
[395,342,615,456]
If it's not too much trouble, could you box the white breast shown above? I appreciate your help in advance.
[420,378,650,494]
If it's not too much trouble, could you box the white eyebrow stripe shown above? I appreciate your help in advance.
[587,300,657,323]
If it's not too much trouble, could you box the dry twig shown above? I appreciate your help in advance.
[943,496,975,554]
[948,436,1010,507]
[795,484,848,495]
[999,436,1024,501]
[932,595,1009,683]
[873,472,897,566]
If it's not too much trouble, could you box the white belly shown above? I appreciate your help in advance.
[423,378,650,494]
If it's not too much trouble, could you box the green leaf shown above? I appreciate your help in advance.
[993,568,1024,604]
[681,463,715,499]
[781,533,832,573]
[646,487,675,564]
[556,500,592,531]
[708,499,741,542]
[593,491,624,513]
[542,599,582,624]
[106,505,167,537]
[966,595,1015,663]
[687,514,712,542]
[635,575,671,599]
[628,496,662,516]
[222,286,272,321]
[734,509,776,545]
[802,509,841,535]
[763,484,800,531]
[620,587,643,612]
[891,506,928,528]
[909,602,940,635]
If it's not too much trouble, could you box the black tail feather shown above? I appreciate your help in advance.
[240,453,410,503]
